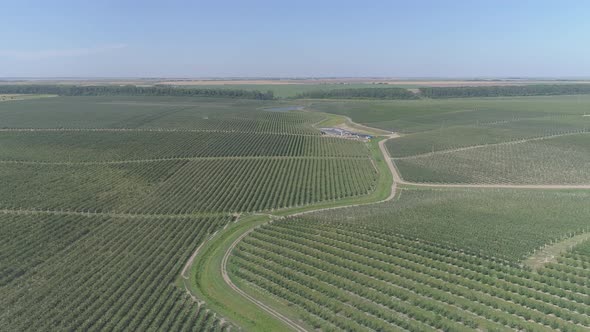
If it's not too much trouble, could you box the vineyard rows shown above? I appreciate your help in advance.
[0,213,231,331]
[129,158,378,214]
[0,157,377,214]
[387,120,588,158]
[0,130,369,162]
[304,187,590,261]
[0,96,323,134]
[394,132,590,185]
[231,219,590,332]
[310,95,590,134]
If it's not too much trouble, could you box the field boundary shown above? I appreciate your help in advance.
[0,207,228,219]
[0,127,321,137]
[0,155,372,166]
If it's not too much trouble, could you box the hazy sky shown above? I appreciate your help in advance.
[1,0,589,78]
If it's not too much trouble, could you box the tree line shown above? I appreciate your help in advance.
[0,84,275,100]
[295,87,418,99]
[419,84,590,98]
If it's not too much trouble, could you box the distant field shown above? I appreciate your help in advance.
[0,94,55,102]
[0,96,321,132]
[309,95,590,133]
[311,95,590,185]
[395,132,590,184]
[297,187,590,261]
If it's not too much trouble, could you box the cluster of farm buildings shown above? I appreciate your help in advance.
[319,127,372,141]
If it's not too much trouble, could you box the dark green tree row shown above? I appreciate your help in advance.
[0,84,274,99]
[420,84,590,98]
[295,87,418,99]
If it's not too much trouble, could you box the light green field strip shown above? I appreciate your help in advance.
[524,233,590,270]
[0,155,371,165]
[0,207,229,220]
[0,94,56,102]
[393,130,590,160]
[0,127,321,137]
[186,120,399,331]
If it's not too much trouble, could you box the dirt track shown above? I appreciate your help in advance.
[221,225,308,332]
[524,233,590,270]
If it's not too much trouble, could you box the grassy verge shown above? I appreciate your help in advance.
[0,94,56,102]
[186,214,297,331]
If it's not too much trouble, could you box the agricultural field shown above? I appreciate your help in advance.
[0,95,381,331]
[229,187,590,331]
[294,187,590,261]
[311,95,590,185]
[394,133,590,184]
[0,213,230,331]
[0,96,322,133]
[231,217,590,332]
[309,96,590,134]
[3,91,590,332]
[220,94,590,332]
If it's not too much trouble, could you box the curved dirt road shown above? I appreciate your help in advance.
[218,134,401,331]
[221,225,308,332]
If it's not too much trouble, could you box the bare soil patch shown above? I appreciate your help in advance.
[523,233,590,270]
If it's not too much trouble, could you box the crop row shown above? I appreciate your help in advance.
[302,187,590,262]
[0,213,231,331]
[0,130,369,162]
[130,157,378,214]
[394,132,590,184]
[0,157,377,214]
[231,219,590,331]
[387,123,588,158]
[0,96,324,134]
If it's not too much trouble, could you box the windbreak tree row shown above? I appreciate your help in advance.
[295,87,419,99]
[420,84,590,98]
[0,84,275,99]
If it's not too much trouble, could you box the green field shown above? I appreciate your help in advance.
[0,213,230,331]
[224,94,590,331]
[309,95,590,184]
[3,92,590,332]
[395,133,590,184]
[292,187,590,261]
[231,216,590,331]
[229,187,590,331]
[0,95,380,331]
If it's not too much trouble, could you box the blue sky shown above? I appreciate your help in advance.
[1,0,589,77]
